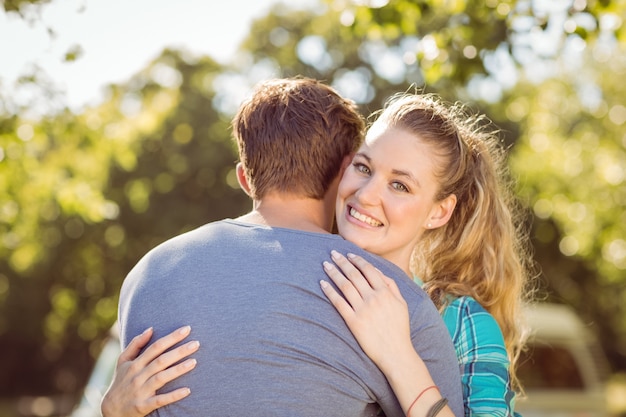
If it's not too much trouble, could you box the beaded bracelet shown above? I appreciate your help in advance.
[405,385,439,417]
[426,397,448,417]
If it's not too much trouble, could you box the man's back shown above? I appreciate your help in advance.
[119,220,462,417]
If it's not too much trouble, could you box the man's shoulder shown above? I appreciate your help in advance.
[147,219,237,251]
[124,220,231,274]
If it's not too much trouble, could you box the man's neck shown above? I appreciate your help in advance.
[236,193,334,234]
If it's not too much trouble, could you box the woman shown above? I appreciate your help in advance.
[320,93,532,416]
[101,92,533,417]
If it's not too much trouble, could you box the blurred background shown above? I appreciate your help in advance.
[1,0,625,415]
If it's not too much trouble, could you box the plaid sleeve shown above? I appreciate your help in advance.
[442,296,518,417]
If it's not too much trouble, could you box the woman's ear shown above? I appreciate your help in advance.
[236,163,252,196]
[427,194,457,229]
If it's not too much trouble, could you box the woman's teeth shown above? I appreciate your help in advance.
[349,207,382,227]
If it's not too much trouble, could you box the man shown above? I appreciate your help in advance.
[115,77,462,416]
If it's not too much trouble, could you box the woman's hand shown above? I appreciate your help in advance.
[320,251,414,373]
[321,253,455,417]
[101,326,199,417]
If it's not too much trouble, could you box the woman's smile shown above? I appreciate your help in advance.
[347,205,383,227]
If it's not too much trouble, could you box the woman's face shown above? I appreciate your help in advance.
[336,124,445,273]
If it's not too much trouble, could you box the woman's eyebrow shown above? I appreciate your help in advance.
[391,168,421,188]
[354,152,371,162]
[357,151,422,188]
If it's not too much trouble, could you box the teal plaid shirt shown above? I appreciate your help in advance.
[441,296,520,417]
[413,277,520,416]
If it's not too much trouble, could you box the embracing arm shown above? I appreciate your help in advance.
[100,326,199,417]
[321,251,455,417]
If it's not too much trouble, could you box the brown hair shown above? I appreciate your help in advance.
[373,92,534,393]
[232,77,365,200]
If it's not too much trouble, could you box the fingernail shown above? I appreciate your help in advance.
[330,250,340,259]
[179,325,191,335]
[320,280,329,289]
[187,341,200,350]
[347,253,356,259]
[142,327,153,335]
[184,359,197,369]
[323,261,333,270]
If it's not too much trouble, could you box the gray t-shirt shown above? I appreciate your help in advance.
[119,219,463,417]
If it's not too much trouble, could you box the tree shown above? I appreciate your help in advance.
[508,43,626,368]
[0,49,250,397]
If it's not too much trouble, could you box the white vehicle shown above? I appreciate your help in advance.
[71,303,609,416]
[70,325,120,417]
[515,303,609,417]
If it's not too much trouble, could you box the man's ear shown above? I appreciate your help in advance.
[427,194,457,229]
[236,163,252,196]
[340,154,353,175]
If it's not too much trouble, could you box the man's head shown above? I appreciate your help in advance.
[232,77,364,200]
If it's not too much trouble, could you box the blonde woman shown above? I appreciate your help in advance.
[322,92,533,416]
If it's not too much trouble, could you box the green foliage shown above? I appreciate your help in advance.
[0,50,249,396]
[508,44,626,365]
[1,0,50,14]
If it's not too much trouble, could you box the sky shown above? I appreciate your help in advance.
[1,0,315,111]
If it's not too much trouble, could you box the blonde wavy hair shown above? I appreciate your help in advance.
[373,92,534,393]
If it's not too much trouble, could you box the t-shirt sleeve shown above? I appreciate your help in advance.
[442,297,518,417]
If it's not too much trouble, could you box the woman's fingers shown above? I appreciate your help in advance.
[142,340,200,391]
[343,252,387,290]
[144,353,198,396]
[328,251,387,294]
[118,327,153,365]
[119,382,194,417]
[381,274,403,299]
[142,386,192,415]
[119,326,197,391]
[323,258,373,312]
[329,251,373,296]
[322,250,390,311]
[320,278,356,322]
[139,325,193,366]
[102,327,198,417]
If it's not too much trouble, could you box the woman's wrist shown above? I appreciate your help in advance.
[405,386,449,417]
[406,385,439,416]
[380,344,429,387]
[372,335,412,372]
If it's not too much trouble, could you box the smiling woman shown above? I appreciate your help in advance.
[336,125,455,273]
[320,91,535,416]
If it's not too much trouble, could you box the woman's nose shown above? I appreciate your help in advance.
[355,177,381,206]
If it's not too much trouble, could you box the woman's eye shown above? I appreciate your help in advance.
[353,162,370,175]
[392,182,409,192]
